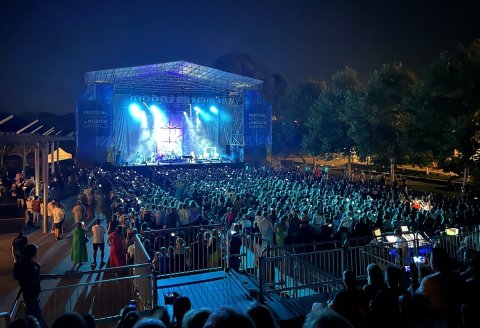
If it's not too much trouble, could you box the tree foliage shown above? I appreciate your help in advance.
[347,63,416,164]
[407,40,480,174]
[303,67,362,156]
[273,80,323,155]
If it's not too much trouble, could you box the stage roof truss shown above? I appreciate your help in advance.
[85,61,263,96]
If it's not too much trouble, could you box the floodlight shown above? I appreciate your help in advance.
[445,227,459,236]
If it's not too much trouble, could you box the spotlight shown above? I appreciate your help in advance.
[193,106,201,113]
[209,106,218,114]
[129,103,148,128]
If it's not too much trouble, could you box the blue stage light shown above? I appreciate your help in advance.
[149,104,168,127]
[129,103,148,128]
[209,106,218,114]
[193,106,201,113]
[129,103,142,118]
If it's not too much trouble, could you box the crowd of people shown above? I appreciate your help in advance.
[8,163,480,327]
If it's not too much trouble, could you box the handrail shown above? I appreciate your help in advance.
[360,248,399,268]
[7,289,22,326]
[144,223,223,236]
[287,251,343,281]
[54,263,152,278]
[40,274,153,292]
[135,234,151,262]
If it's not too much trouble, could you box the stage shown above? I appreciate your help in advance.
[111,159,245,172]
[77,61,272,166]
[116,158,237,167]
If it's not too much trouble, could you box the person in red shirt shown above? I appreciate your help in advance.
[107,225,126,267]
[31,196,41,228]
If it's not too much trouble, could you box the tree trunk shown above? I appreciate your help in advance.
[390,158,396,183]
[347,153,352,179]
[462,165,469,194]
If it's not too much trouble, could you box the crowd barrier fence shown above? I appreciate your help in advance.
[145,224,226,278]
[38,264,154,326]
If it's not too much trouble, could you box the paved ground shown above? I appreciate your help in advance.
[0,197,110,314]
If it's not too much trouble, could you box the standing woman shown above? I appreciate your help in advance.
[71,222,88,270]
[107,225,126,267]
[87,192,95,221]
[274,216,289,247]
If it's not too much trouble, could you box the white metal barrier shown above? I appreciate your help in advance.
[146,224,226,278]
[39,264,154,326]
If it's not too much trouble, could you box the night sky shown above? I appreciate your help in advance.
[1,0,479,115]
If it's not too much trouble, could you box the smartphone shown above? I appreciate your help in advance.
[128,299,136,309]
[413,256,425,264]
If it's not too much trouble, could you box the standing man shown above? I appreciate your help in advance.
[91,219,106,267]
[47,199,56,233]
[31,196,41,228]
[164,207,178,229]
[18,244,47,328]
[52,202,65,240]
[95,191,104,219]
[87,192,96,221]
[12,231,28,280]
[72,201,85,224]
[178,203,190,227]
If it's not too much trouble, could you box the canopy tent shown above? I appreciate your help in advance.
[48,147,72,163]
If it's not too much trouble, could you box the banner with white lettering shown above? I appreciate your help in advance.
[77,101,112,136]
[244,90,272,146]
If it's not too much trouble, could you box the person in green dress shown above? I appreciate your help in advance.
[71,222,88,270]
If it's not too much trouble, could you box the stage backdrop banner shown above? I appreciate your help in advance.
[76,83,114,164]
[77,84,113,136]
[244,90,272,146]
[77,101,112,136]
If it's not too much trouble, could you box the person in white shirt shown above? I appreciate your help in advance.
[52,202,65,240]
[178,203,191,227]
[47,199,56,233]
[258,215,274,244]
[72,201,85,224]
[91,219,106,266]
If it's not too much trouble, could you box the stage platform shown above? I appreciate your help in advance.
[157,270,256,312]
[113,159,244,169]
[156,270,329,327]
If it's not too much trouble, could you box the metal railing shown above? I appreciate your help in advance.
[39,264,154,326]
[145,224,226,278]
[431,226,480,261]
[258,250,342,302]
[134,234,157,310]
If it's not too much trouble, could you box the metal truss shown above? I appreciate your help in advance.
[85,61,263,97]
